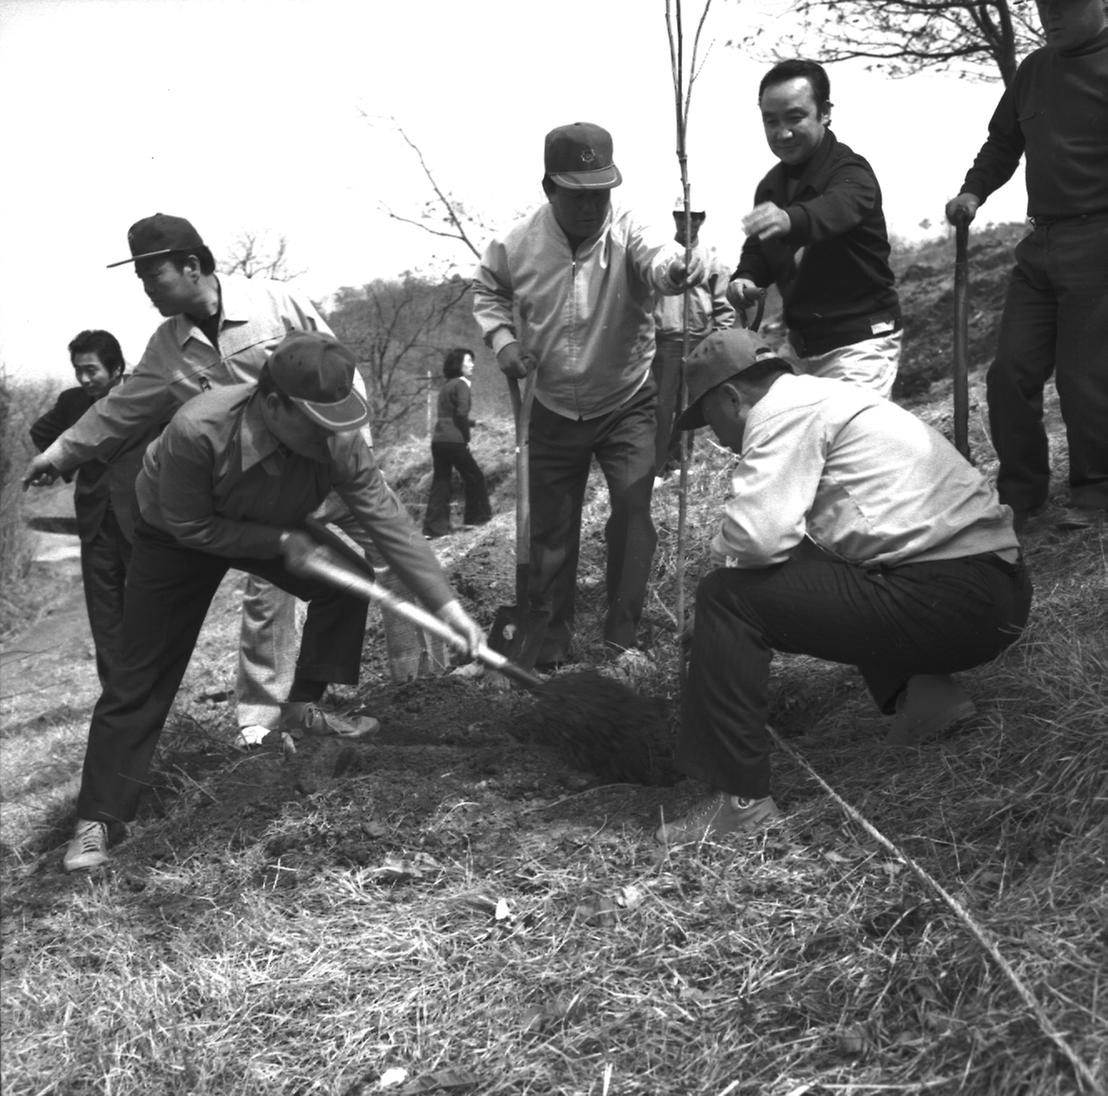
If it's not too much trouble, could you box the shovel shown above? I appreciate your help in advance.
[296,545,544,690]
[952,214,972,461]
[488,369,551,672]
[303,515,448,679]
[293,544,661,782]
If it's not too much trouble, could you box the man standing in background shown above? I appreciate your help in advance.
[29,330,158,688]
[945,0,1108,531]
[651,201,735,485]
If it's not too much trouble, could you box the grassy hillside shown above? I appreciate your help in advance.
[2,225,1105,1096]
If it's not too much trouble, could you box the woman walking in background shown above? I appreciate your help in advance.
[423,347,492,538]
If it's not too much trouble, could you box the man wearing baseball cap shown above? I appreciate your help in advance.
[63,331,483,872]
[655,329,1032,845]
[22,213,380,748]
[473,123,704,664]
[651,200,735,484]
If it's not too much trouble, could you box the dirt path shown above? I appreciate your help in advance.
[0,542,249,856]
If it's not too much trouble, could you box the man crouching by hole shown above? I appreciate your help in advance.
[64,331,482,873]
[655,329,1032,846]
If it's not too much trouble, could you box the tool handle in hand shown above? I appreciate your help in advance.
[297,548,545,691]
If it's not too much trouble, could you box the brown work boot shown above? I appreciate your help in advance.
[884,674,976,747]
[655,793,780,845]
[279,702,379,740]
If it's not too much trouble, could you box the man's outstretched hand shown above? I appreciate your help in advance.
[23,453,59,490]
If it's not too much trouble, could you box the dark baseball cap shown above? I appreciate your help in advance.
[544,122,622,189]
[106,213,206,268]
[674,329,793,430]
[267,331,370,432]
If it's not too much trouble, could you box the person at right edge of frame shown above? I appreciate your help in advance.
[654,328,1032,846]
[729,59,902,398]
[946,0,1108,534]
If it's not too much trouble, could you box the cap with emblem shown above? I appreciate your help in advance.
[544,122,622,190]
[107,213,207,268]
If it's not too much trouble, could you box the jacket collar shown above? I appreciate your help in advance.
[239,389,281,472]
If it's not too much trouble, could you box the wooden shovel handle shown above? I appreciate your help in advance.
[508,370,537,610]
[953,217,971,461]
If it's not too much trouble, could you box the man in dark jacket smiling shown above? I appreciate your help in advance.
[729,59,901,398]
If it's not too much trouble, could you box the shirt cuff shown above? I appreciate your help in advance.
[42,438,73,474]
[490,329,519,357]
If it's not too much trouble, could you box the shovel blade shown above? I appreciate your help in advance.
[489,603,552,673]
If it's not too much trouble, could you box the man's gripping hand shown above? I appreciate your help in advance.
[23,453,60,490]
[436,598,484,659]
[667,251,706,289]
[278,530,318,575]
[726,277,762,310]
[496,343,536,380]
[945,193,980,226]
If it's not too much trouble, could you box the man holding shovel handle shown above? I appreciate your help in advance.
[945,0,1108,532]
[474,121,703,667]
[62,330,482,874]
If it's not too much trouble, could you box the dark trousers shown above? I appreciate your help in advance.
[423,442,491,536]
[651,337,702,476]
[79,509,132,691]
[76,520,368,824]
[987,215,1108,511]
[527,382,657,656]
[679,544,1032,799]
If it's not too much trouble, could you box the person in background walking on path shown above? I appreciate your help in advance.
[651,202,735,486]
[729,59,901,398]
[423,346,492,538]
[473,122,704,663]
[655,329,1030,846]
[62,331,484,873]
[29,330,159,689]
[945,0,1108,533]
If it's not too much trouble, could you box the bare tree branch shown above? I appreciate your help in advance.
[727,0,1042,87]
[358,112,486,263]
[219,230,305,281]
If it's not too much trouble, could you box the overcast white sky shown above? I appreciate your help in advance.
[0,0,1031,383]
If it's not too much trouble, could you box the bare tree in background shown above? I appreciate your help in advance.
[358,114,487,267]
[731,0,1042,86]
[328,275,472,439]
[220,230,305,281]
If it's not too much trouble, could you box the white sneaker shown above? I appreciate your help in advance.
[235,724,271,748]
[64,819,109,872]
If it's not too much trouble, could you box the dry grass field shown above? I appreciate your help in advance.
[1,226,1105,1096]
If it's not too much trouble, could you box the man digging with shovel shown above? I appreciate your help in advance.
[655,329,1032,845]
[63,331,482,872]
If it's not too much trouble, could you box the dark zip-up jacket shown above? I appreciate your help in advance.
[959,27,1108,220]
[734,130,900,356]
